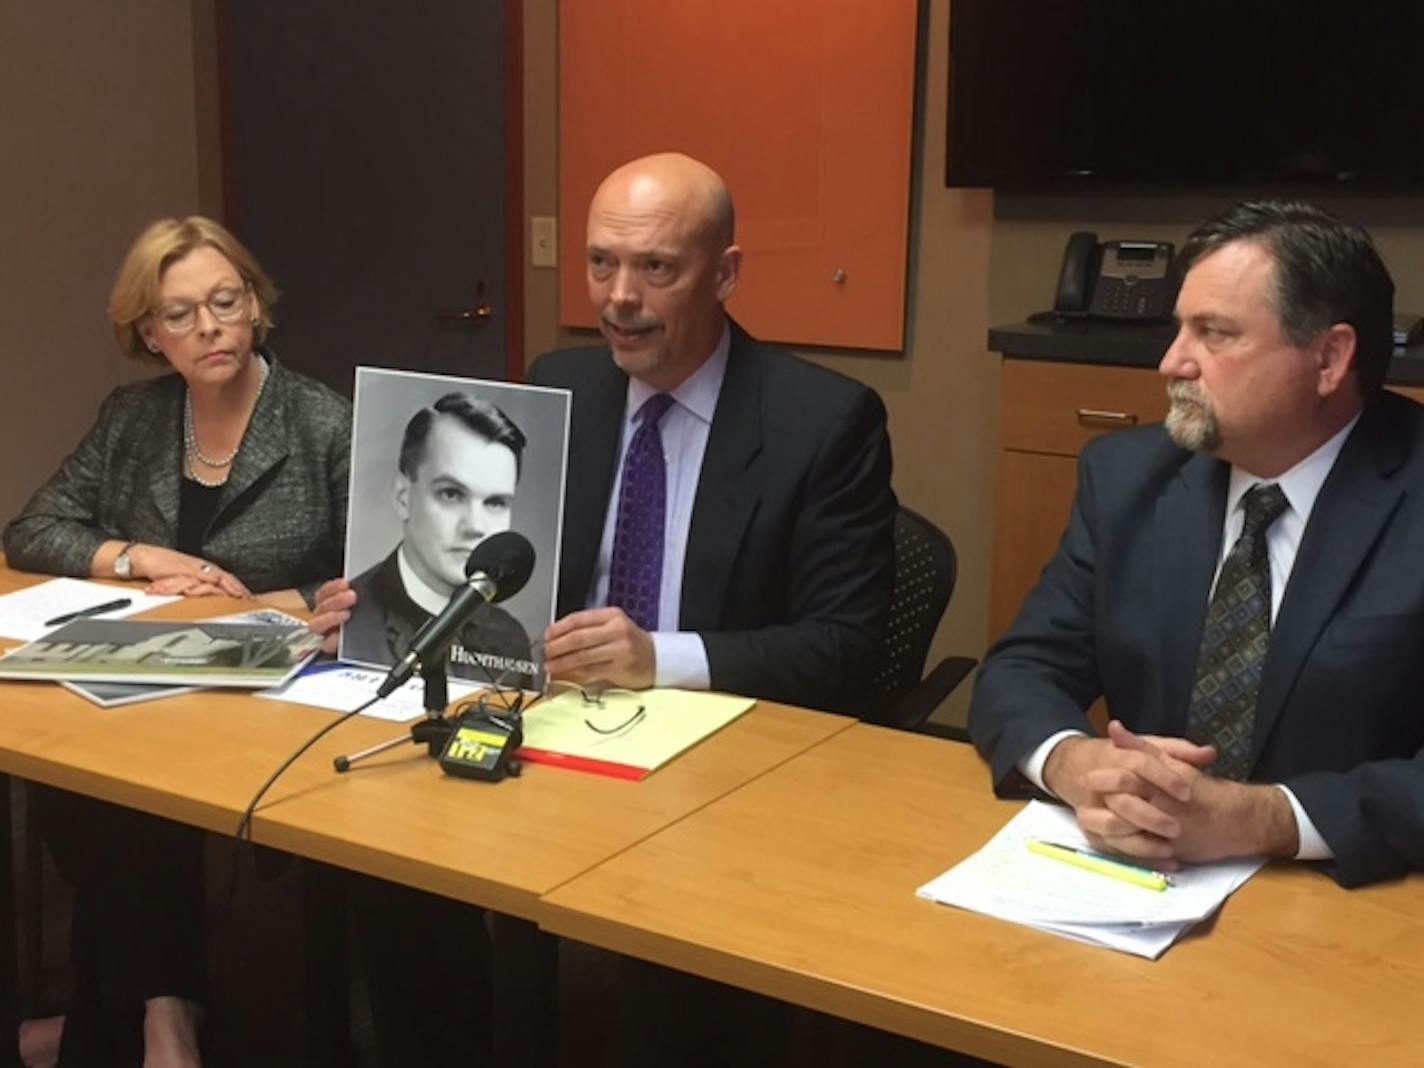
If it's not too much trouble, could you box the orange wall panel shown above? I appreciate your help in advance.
[558,0,916,351]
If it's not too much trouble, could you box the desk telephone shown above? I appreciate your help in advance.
[1053,232,1178,322]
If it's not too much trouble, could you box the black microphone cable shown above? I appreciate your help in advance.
[234,687,384,844]
[224,683,381,914]
[228,623,546,903]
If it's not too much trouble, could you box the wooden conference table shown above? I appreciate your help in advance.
[1,569,1421,1066]
[0,568,852,1067]
[0,570,853,923]
[544,725,1424,1068]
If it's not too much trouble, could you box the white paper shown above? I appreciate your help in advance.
[0,578,179,642]
[1030,917,1190,959]
[256,660,486,722]
[917,800,1264,959]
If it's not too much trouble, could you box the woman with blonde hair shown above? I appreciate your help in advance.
[4,216,350,1066]
[6,214,348,606]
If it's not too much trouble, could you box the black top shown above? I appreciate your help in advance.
[177,479,223,557]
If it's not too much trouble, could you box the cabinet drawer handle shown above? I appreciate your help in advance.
[1076,408,1138,427]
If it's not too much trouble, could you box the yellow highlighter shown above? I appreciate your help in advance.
[1026,839,1172,891]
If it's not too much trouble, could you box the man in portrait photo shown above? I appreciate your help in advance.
[341,389,540,690]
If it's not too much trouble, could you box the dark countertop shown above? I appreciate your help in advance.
[989,315,1424,388]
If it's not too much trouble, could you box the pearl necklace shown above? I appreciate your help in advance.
[184,356,269,486]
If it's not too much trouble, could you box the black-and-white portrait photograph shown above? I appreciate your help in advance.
[340,368,570,691]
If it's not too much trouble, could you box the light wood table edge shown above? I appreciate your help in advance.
[533,720,1124,1068]
[535,726,1133,1067]
[247,707,862,924]
[0,748,239,837]
[251,814,548,922]
[538,899,1124,1068]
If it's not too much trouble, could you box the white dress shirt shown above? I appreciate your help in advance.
[585,322,731,688]
[1020,414,1361,860]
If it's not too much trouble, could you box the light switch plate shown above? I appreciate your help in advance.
[531,216,557,268]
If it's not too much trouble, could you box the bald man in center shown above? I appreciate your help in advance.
[531,151,896,712]
[523,151,898,1066]
[310,153,896,1068]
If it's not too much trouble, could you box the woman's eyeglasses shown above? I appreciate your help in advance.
[152,285,251,336]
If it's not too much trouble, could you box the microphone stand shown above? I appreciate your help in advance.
[333,650,461,773]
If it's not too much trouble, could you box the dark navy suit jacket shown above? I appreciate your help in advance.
[529,322,896,715]
[971,390,1424,887]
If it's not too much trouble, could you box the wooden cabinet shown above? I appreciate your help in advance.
[988,359,1169,641]
[1396,385,1424,405]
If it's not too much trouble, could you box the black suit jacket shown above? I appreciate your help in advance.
[970,391,1424,887]
[528,322,896,715]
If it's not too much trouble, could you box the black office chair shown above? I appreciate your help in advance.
[866,506,977,737]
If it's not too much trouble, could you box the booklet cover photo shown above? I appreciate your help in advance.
[0,619,322,688]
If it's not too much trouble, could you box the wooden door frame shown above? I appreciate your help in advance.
[500,0,525,382]
[214,0,526,384]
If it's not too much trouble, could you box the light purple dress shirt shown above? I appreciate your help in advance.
[586,322,731,688]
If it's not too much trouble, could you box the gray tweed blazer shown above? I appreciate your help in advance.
[3,354,351,605]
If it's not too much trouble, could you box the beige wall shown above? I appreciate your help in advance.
[522,0,996,725]
[0,1,217,526]
[989,192,1424,328]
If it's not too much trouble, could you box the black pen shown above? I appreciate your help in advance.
[44,597,133,628]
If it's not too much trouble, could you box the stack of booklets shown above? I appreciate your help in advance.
[916,800,1264,959]
[0,616,321,692]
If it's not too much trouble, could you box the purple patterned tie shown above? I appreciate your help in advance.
[607,393,676,631]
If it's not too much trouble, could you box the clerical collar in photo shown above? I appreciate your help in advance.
[397,545,459,617]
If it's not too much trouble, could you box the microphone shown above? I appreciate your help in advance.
[376,531,536,698]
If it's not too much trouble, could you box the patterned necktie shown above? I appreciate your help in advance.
[606,393,676,632]
[1185,482,1289,781]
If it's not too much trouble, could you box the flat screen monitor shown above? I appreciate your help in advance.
[947,1,1424,190]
